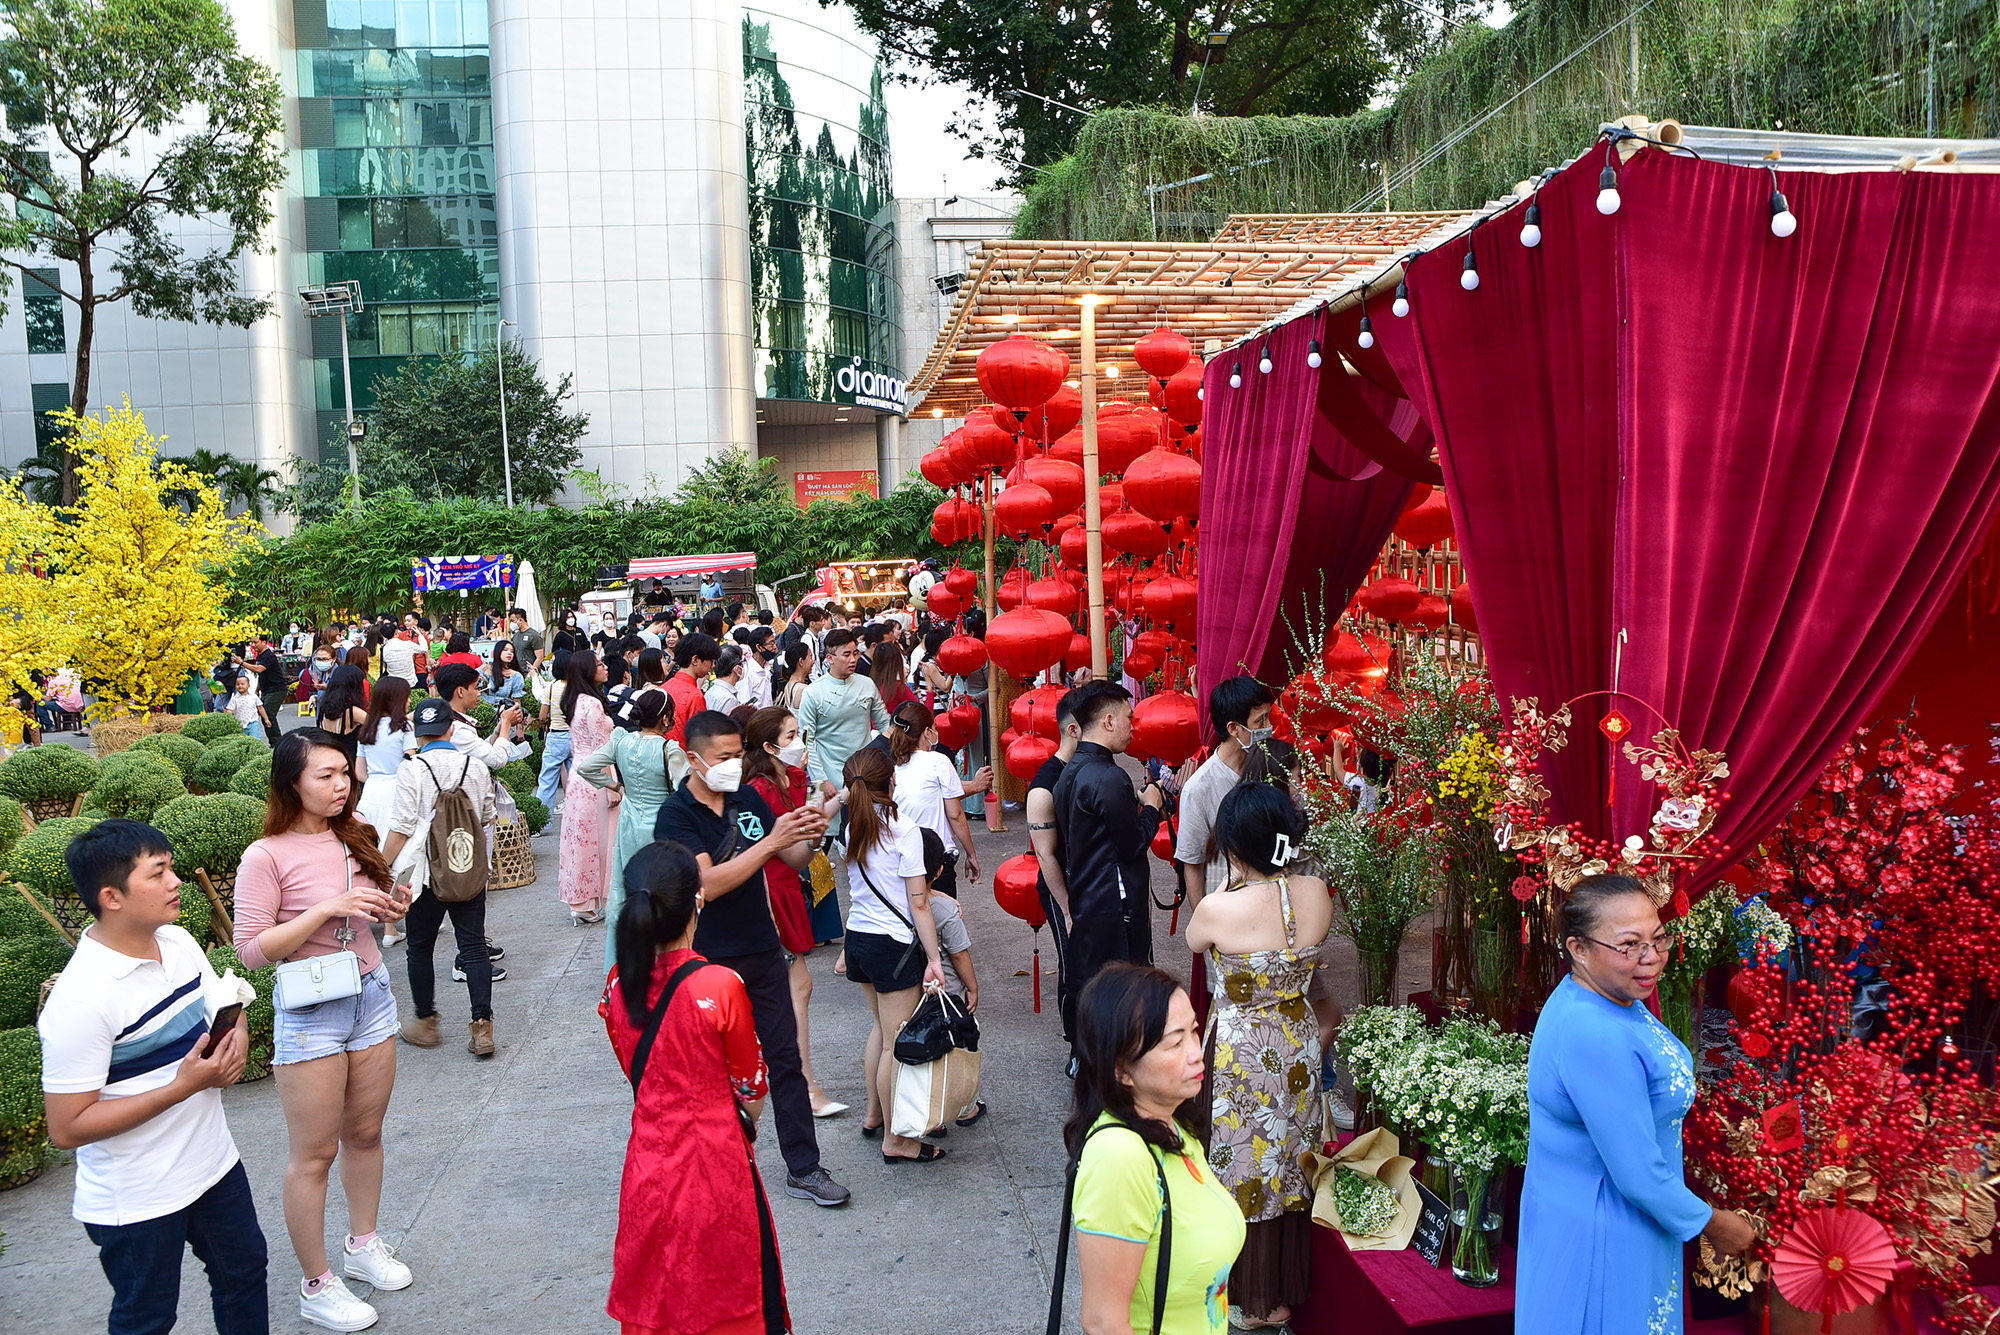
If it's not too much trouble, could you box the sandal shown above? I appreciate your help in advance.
[860,1123,883,1140]
[883,1144,947,1164]
[954,1100,989,1129]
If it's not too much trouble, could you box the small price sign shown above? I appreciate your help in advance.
[1410,1177,1452,1267]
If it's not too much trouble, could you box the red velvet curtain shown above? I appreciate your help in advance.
[1380,147,2000,891]
[1196,313,1413,728]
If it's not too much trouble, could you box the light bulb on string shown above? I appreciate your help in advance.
[1258,346,1272,374]
[1228,362,1242,389]
[1766,164,1797,237]
[1596,139,1622,215]
[1392,281,1410,318]
[1459,248,1480,292]
[1306,339,1322,369]
[1520,200,1543,248]
[1357,316,1375,349]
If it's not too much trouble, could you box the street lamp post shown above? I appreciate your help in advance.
[497,318,516,508]
[298,281,365,514]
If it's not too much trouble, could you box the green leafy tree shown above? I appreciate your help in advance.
[0,0,286,504]
[840,0,1479,179]
[214,456,284,523]
[678,449,790,507]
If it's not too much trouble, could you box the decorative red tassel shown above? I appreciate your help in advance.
[1763,1283,1772,1335]
[1169,903,1179,936]
[1033,945,1041,1013]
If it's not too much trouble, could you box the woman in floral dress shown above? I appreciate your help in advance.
[557,651,616,926]
[1185,782,1333,1331]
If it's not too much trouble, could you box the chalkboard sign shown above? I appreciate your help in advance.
[1411,1177,1452,1267]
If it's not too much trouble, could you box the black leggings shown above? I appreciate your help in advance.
[404,889,491,1021]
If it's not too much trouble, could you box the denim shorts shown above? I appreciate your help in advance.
[272,963,399,1065]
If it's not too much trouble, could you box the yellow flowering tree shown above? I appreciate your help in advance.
[43,402,264,721]
[0,480,68,737]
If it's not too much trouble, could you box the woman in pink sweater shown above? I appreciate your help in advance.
[235,729,412,1332]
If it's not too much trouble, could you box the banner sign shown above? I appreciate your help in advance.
[794,469,879,507]
[411,554,515,591]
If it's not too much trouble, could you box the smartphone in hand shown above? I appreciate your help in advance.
[200,1003,244,1059]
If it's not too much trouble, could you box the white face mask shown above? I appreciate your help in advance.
[776,739,807,767]
[701,756,743,793]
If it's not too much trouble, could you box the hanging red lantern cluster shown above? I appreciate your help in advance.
[931,497,980,545]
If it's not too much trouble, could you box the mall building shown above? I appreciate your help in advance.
[0,0,1012,510]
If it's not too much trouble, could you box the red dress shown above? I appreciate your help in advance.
[749,769,816,955]
[601,950,788,1335]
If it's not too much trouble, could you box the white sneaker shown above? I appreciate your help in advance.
[300,1275,378,1331]
[1328,1089,1357,1132]
[343,1234,413,1291]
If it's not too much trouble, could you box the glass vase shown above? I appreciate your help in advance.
[1358,946,1399,1008]
[1449,1163,1501,1288]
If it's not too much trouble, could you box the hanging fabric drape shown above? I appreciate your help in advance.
[1380,146,2000,894]
[1196,317,1413,727]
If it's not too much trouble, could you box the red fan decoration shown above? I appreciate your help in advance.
[934,633,987,677]
[977,333,1068,413]
[1771,1207,1897,1324]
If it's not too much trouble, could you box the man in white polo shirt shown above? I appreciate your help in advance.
[39,818,266,1333]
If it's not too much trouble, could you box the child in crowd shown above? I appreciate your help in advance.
[919,828,986,1130]
[38,819,268,1334]
[226,671,271,740]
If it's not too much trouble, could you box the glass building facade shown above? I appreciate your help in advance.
[294,0,499,460]
[743,7,901,409]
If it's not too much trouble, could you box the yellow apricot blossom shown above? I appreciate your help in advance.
[0,478,67,738]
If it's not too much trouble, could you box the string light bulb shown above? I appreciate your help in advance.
[1258,346,1272,374]
[1228,361,1242,389]
[1596,157,1622,216]
[1306,338,1322,369]
[1459,248,1480,292]
[1767,165,1797,238]
[1392,281,1410,318]
[1520,200,1543,248]
[1357,315,1375,349]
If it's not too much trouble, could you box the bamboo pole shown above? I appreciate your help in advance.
[1081,296,1109,679]
[981,478,1007,832]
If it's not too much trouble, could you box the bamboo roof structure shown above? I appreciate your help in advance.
[906,210,1477,419]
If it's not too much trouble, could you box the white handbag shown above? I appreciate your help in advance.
[272,853,364,1011]
[890,1045,982,1139]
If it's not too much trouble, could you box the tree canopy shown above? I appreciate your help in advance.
[0,0,286,502]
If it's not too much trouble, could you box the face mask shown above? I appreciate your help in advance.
[1235,723,1275,748]
[701,756,743,793]
[315,658,332,670]
[776,739,807,767]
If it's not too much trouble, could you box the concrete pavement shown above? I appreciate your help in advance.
[0,745,1420,1334]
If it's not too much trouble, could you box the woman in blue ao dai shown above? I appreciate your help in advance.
[1516,874,1755,1335]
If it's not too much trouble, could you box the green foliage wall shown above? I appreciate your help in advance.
[1014,0,1998,238]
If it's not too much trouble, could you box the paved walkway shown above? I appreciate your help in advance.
[0,734,1418,1333]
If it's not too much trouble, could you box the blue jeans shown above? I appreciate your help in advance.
[535,729,572,807]
[82,1160,268,1335]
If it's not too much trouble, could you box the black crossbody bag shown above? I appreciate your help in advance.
[1046,1119,1172,1335]
[627,957,757,1142]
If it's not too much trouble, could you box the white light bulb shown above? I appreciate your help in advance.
[1459,268,1480,291]
[1306,350,1322,368]
[1520,222,1542,248]
[1770,209,1796,238]
[1391,296,1410,318]
[1228,372,1241,388]
[1258,355,1272,374]
[1596,187,1621,216]
[1357,330,1375,350]
[1196,386,1204,400]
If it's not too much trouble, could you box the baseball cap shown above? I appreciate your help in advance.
[412,697,454,738]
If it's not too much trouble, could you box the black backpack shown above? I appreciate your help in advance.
[1046,1119,1173,1335]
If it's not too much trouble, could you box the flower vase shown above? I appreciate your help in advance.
[1471,926,1506,1022]
[1449,1164,1501,1288]
[1358,947,1399,1008]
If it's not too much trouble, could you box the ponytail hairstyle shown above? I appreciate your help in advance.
[842,746,898,861]
[1062,963,1201,1158]
[886,700,934,767]
[629,688,672,733]
[267,729,394,891]
[616,840,704,1022]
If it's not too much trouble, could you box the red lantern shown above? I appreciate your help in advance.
[919,445,965,490]
[945,698,983,743]
[1163,360,1204,426]
[935,633,988,677]
[1450,582,1478,632]
[996,567,1032,612]
[960,417,1017,475]
[986,608,1072,679]
[1132,326,1192,382]
[1099,481,1126,514]
[1133,628,1176,665]
[1151,820,1176,862]
[1049,428,1084,469]
[994,853,1047,927]
[1025,577,1079,618]
[1355,575,1421,623]
[1289,674,1347,731]
[1010,684,1068,739]
[1058,524,1090,572]
[926,584,964,620]
[1103,510,1169,561]
[935,703,976,750]
[1006,733,1058,780]
[1063,632,1092,675]
[976,333,1068,412]
[1026,383,1082,444]
[931,497,980,545]
[1322,631,1375,680]
[993,481,1056,539]
[1131,690,1200,767]
[1124,448,1202,524]
[1122,649,1159,682]
[1096,409,1161,475]
[1020,455,1085,515]
[1394,491,1454,550]
[943,566,978,600]
[1140,575,1197,630]
[1408,592,1449,632]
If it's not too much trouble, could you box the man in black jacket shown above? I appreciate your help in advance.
[1053,681,1165,1057]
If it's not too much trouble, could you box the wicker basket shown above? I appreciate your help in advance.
[26,795,83,823]
[489,818,536,890]
[195,869,237,944]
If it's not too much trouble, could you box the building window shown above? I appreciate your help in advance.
[31,381,68,453]
[375,301,489,356]
[24,268,63,354]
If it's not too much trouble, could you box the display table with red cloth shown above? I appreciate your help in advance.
[1292,1225,1515,1335]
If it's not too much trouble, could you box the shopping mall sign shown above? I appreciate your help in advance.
[836,357,906,414]
[795,470,879,507]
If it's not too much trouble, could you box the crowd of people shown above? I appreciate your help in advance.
[32,573,1749,1335]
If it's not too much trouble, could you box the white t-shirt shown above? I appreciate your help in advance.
[379,635,418,684]
[893,749,967,854]
[223,691,262,726]
[843,809,928,942]
[39,925,240,1225]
